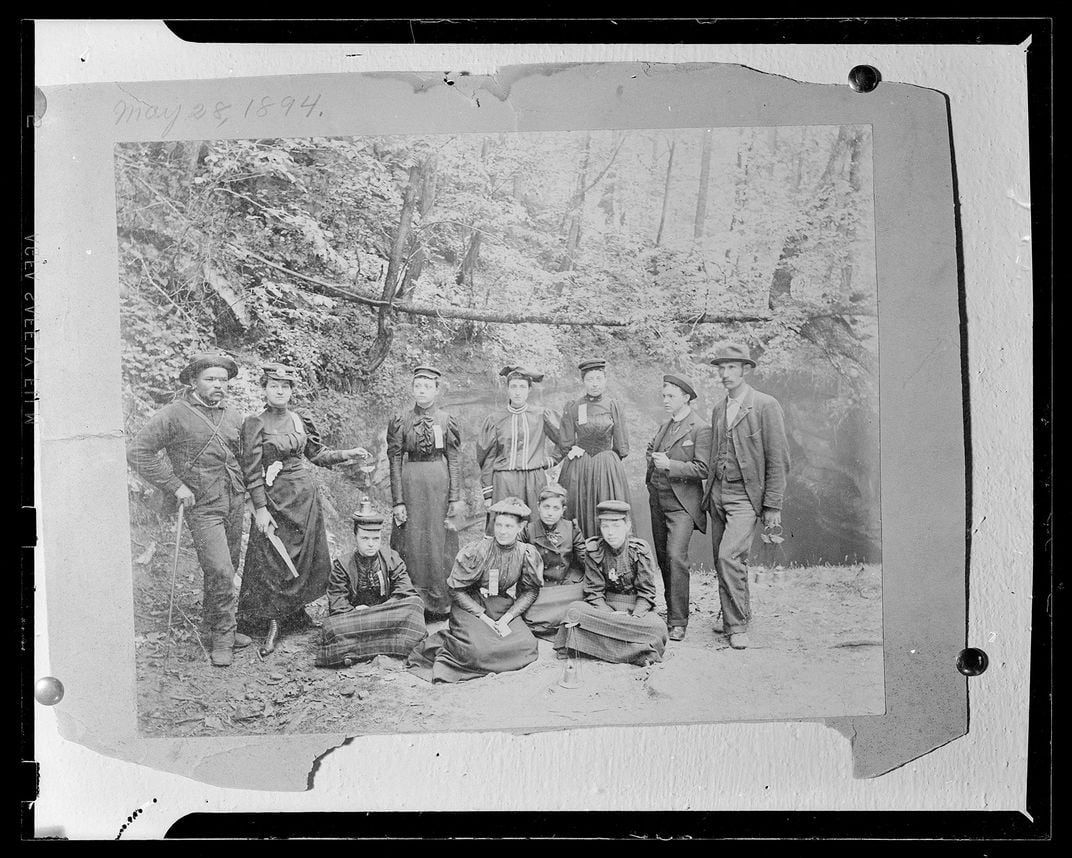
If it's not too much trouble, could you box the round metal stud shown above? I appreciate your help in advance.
[34,676,65,706]
[956,648,989,676]
[848,65,881,93]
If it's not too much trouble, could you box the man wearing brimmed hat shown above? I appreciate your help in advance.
[127,350,251,666]
[700,343,790,650]
[315,498,427,668]
[646,373,712,641]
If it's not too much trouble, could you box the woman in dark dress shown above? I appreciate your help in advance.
[408,498,543,683]
[519,482,587,639]
[239,363,370,656]
[553,500,668,666]
[557,358,631,538]
[387,365,462,618]
[315,499,427,667]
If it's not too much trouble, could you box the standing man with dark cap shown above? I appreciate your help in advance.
[701,344,790,650]
[645,374,712,642]
[127,350,252,667]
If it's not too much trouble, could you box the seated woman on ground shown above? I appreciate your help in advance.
[553,500,669,667]
[519,483,587,639]
[407,497,543,683]
[315,499,427,668]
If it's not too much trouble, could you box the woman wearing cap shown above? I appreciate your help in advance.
[387,366,463,618]
[553,500,668,666]
[407,497,543,683]
[519,482,587,638]
[557,358,631,539]
[315,499,427,667]
[239,363,371,655]
[476,365,561,529]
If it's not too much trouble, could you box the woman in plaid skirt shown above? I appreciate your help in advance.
[315,500,427,667]
[553,500,668,666]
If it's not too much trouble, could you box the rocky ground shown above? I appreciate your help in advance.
[133,525,884,737]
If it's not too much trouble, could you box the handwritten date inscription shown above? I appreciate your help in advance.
[114,94,324,136]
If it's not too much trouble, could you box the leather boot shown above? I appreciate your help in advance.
[260,619,280,656]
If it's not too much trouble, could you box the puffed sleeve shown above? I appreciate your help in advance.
[127,404,184,495]
[327,557,355,615]
[557,399,577,457]
[386,549,419,600]
[610,397,630,460]
[446,541,489,615]
[475,413,500,500]
[386,412,406,506]
[300,413,351,467]
[628,538,658,613]
[240,413,268,510]
[510,543,544,616]
[443,411,462,503]
[582,537,613,612]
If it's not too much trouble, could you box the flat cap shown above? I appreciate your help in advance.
[412,365,442,380]
[709,343,756,368]
[179,350,239,385]
[577,358,607,375]
[537,482,569,503]
[662,373,697,401]
[489,496,532,519]
[596,499,632,519]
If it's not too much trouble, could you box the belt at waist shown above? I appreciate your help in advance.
[406,452,445,463]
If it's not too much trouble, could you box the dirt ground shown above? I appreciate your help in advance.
[133,522,884,737]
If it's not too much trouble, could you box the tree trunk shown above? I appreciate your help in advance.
[560,132,592,270]
[694,129,713,241]
[399,155,437,299]
[456,229,482,288]
[366,164,421,374]
[655,139,676,246]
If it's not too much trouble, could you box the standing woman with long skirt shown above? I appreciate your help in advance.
[557,357,631,539]
[387,365,462,618]
[240,363,370,656]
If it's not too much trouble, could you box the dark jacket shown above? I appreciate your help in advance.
[645,407,712,532]
[520,517,586,584]
[327,547,417,614]
[582,535,659,614]
[701,384,791,516]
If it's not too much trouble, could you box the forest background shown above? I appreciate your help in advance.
[115,124,879,566]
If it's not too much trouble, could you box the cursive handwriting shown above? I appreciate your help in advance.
[113,93,324,136]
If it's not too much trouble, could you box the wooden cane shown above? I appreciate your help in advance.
[163,501,185,671]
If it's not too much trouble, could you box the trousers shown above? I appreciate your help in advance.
[648,486,696,628]
[708,478,759,635]
[185,483,245,649]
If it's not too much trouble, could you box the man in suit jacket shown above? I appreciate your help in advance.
[646,374,712,641]
[701,344,790,649]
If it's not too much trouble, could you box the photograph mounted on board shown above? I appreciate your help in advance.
[117,123,882,737]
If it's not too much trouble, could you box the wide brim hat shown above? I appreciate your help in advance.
[179,351,239,385]
[260,362,302,384]
[351,497,386,530]
[489,497,532,519]
[709,343,757,368]
[662,373,697,401]
[578,358,607,376]
[596,499,632,520]
[412,365,442,381]
[500,365,545,384]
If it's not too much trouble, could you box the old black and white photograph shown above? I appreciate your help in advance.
[117,123,882,736]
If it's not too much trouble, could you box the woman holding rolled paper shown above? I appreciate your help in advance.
[553,500,668,666]
[557,357,631,539]
[239,363,371,656]
[519,482,587,639]
[407,497,543,683]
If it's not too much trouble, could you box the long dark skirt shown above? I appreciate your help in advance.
[390,458,458,614]
[238,463,331,622]
[560,449,631,539]
[553,592,668,665]
[484,468,547,535]
[523,581,586,639]
[315,596,427,667]
[407,594,538,683]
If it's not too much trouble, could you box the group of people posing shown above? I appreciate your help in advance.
[128,344,790,683]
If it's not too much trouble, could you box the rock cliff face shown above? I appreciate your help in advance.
[309,365,880,568]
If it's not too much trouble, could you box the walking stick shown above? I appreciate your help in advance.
[163,502,185,671]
